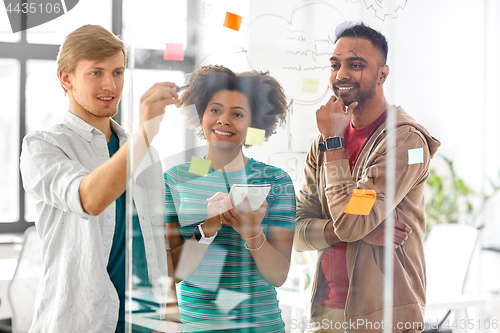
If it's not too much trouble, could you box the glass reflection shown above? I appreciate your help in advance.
[122,1,500,332]
[0,59,20,222]
[163,66,296,332]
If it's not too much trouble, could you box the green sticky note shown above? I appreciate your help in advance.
[245,127,265,146]
[302,78,319,94]
[408,148,424,165]
[188,156,212,177]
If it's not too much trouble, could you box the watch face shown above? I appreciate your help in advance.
[194,225,203,242]
[325,136,344,150]
[194,224,217,245]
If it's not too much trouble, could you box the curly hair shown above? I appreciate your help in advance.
[179,65,288,142]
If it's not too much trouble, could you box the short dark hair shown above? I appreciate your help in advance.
[179,65,288,142]
[335,22,388,64]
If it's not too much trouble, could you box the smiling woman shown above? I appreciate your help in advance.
[202,89,252,148]
[164,65,295,332]
[180,65,287,142]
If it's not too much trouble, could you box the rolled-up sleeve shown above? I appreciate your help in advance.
[324,126,431,242]
[20,132,92,219]
[294,136,331,252]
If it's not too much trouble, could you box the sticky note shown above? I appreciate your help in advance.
[344,189,377,215]
[188,156,212,177]
[408,148,424,165]
[245,127,265,146]
[302,78,319,94]
[223,12,243,31]
[215,288,249,314]
[163,43,184,61]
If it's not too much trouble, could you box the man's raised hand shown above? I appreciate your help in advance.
[139,82,180,139]
[316,95,358,139]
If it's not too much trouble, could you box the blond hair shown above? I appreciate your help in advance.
[57,24,127,93]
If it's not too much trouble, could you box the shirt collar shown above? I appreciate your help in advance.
[63,111,128,143]
[110,117,128,144]
[63,111,95,141]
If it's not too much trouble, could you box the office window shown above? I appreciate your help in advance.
[122,0,187,51]
[0,59,20,222]
[23,60,69,221]
[26,0,112,45]
[0,9,21,42]
[25,60,67,133]
[0,0,118,232]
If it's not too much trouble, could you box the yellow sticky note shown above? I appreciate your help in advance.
[408,148,424,165]
[223,12,243,31]
[245,127,265,146]
[344,189,377,215]
[302,78,319,94]
[188,156,212,177]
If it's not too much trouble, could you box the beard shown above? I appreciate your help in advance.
[73,88,119,118]
[332,74,378,106]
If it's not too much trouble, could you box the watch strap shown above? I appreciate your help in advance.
[194,224,203,242]
[194,223,217,245]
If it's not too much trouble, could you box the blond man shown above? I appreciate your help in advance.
[20,25,178,332]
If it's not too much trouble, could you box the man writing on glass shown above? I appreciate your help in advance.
[20,25,177,332]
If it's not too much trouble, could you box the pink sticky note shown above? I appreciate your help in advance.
[163,43,184,61]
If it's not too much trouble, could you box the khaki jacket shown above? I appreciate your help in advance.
[294,106,440,332]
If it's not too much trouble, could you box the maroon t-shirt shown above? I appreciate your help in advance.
[318,110,387,308]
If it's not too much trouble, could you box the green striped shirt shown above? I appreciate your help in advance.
[165,158,296,332]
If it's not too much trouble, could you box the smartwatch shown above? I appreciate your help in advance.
[322,136,345,151]
[194,223,217,245]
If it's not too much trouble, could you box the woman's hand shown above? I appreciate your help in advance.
[220,194,267,239]
[203,192,227,237]
[207,192,228,219]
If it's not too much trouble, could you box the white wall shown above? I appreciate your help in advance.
[187,0,500,197]
[153,0,500,241]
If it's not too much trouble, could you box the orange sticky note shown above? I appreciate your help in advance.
[163,43,184,61]
[344,189,377,215]
[223,12,243,31]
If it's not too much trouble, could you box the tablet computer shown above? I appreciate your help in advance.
[229,184,271,213]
